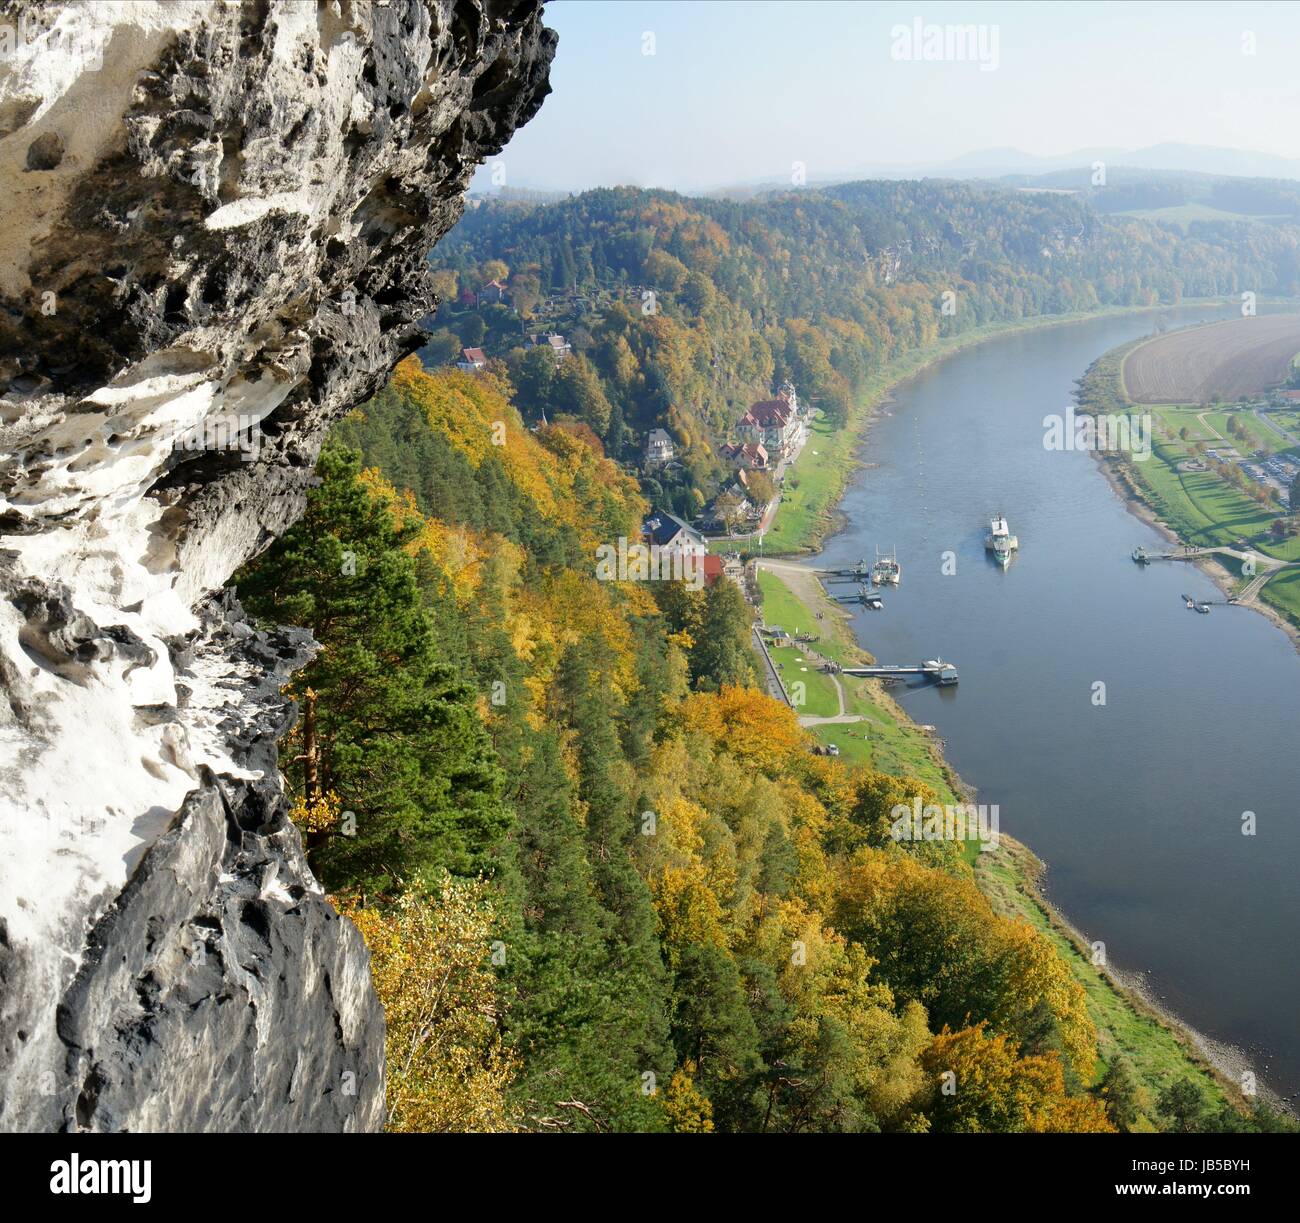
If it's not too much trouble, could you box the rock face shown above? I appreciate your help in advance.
[0,0,554,1131]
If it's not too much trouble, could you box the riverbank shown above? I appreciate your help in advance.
[977,832,1288,1120]
[752,555,1270,1121]
[1094,449,1300,650]
[765,302,1229,555]
[1076,327,1300,647]
[759,299,1300,1123]
[754,559,963,802]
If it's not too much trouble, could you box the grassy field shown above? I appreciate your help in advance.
[762,414,852,552]
[755,567,957,798]
[1100,401,1300,624]
[765,639,839,717]
[1115,202,1290,229]
[754,565,820,638]
[1206,411,1273,453]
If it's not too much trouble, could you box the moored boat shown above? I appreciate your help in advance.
[871,547,901,586]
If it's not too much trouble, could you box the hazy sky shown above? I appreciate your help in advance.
[473,0,1300,192]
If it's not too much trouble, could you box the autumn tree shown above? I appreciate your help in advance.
[745,469,777,507]
[918,1024,1113,1133]
[341,879,518,1132]
[689,578,759,691]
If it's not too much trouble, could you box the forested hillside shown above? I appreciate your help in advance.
[231,362,1286,1133]
[422,181,1300,517]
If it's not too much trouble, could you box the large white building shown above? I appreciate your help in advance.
[736,392,804,460]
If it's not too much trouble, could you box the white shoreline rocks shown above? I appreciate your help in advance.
[0,0,553,1130]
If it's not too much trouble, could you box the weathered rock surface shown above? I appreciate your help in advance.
[0,0,553,1131]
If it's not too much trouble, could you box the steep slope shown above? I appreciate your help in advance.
[266,364,1112,1133]
[0,0,553,1131]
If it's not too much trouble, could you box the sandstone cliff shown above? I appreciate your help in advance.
[0,0,553,1131]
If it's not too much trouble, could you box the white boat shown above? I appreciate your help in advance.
[871,547,901,586]
[985,514,1018,568]
[923,658,959,685]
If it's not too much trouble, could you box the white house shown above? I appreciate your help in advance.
[527,333,571,363]
[644,428,675,468]
[643,509,707,561]
[457,346,487,371]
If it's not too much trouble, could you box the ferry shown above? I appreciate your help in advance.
[871,547,901,586]
[985,514,1019,568]
[923,658,960,686]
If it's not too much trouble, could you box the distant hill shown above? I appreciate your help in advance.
[843,143,1300,184]
[422,180,1300,520]
[992,167,1300,229]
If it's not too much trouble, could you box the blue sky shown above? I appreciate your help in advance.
[473,0,1300,192]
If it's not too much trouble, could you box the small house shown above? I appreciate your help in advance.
[643,509,707,560]
[644,428,675,468]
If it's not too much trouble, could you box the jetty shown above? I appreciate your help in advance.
[1132,544,1300,603]
[833,659,959,686]
[817,561,871,581]
[831,585,883,608]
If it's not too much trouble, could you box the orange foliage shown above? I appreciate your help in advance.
[921,1024,1114,1133]
[679,685,806,775]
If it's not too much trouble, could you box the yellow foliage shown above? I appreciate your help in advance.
[835,849,1099,1081]
[414,518,484,599]
[921,1024,1114,1133]
[664,1068,715,1133]
[338,880,519,1132]
[358,468,421,529]
[288,788,341,835]
[388,359,645,557]
[745,897,931,1127]
[776,781,833,912]
[679,684,805,775]
[648,796,730,955]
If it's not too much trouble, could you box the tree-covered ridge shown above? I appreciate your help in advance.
[424,182,1300,518]
[237,364,1278,1133]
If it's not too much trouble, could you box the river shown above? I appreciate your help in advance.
[815,305,1300,1103]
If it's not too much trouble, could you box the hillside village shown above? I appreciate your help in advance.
[421,273,816,557]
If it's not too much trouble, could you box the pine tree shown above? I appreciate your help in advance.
[236,445,506,894]
[690,578,758,690]
[1097,1057,1145,1131]
[551,642,673,1084]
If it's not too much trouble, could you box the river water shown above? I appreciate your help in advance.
[816,305,1300,1102]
